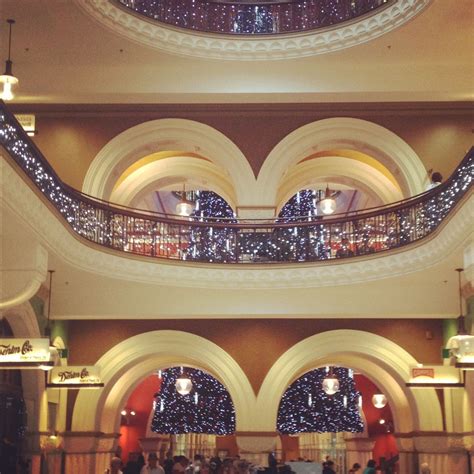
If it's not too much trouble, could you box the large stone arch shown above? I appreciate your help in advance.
[0,302,47,437]
[256,330,443,434]
[258,118,427,206]
[72,330,256,435]
[82,118,256,206]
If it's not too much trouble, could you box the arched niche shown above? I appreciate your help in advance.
[72,331,256,436]
[256,330,443,434]
[258,118,427,207]
[82,119,255,206]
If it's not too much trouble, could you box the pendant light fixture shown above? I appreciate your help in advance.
[446,268,474,368]
[319,185,337,215]
[371,393,387,409]
[175,367,193,395]
[175,183,195,217]
[0,19,19,101]
[322,366,340,395]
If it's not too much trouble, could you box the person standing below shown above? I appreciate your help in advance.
[362,460,376,474]
[322,460,336,474]
[106,457,124,474]
[348,463,361,473]
[141,453,165,474]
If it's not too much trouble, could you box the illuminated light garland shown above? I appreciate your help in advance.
[117,0,392,35]
[277,367,364,434]
[0,107,472,265]
[151,367,235,435]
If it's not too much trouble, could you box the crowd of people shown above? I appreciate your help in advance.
[106,453,257,474]
[107,452,405,474]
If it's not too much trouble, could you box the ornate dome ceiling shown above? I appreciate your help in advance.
[77,0,430,60]
[117,0,392,36]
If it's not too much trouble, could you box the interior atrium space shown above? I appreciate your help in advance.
[0,1,473,473]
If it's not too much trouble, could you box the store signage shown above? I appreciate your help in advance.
[0,338,50,364]
[47,366,104,388]
[14,114,36,136]
[406,365,463,387]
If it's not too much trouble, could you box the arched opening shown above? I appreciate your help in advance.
[73,330,255,437]
[257,329,443,474]
[258,118,427,208]
[276,366,397,471]
[116,366,236,467]
[0,318,28,472]
[82,119,255,208]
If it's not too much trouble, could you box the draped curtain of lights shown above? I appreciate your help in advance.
[151,367,236,435]
[277,367,364,434]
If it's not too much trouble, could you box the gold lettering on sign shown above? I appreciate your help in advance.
[412,368,435,378]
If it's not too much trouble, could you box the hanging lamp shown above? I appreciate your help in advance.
[446,268,474,368]
[319,185,337,215]
[175,183,195,217]
[371,393,387,409]
[0,19,19,101]
[175,367,193,395]
[322,367,340,395]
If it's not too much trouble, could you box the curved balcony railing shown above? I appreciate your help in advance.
[116,0,392,35]
[0,102,473,265]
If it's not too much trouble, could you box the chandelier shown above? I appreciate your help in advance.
[0,19,19,101]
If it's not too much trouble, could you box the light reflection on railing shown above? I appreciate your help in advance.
[116,0,392,35]
[0,101,472,265]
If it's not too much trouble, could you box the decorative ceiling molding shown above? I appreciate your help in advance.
[75,0,431,60]
[2,156,472,290]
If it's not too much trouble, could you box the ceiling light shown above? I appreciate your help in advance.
[379,418,386,425]
[372,394,387,409]
[121,409,127,416]
[319,186,337,215]
[0,20,19,101]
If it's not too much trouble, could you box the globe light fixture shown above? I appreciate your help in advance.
[322,367,340,395]
[446,269,474,367]
[372,393,387,409]
[176,373,193,395]
[175,183,195,217]
[319,186,337,215]
[0,20,19,101]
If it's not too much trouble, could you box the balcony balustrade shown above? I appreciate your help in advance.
[0,102,472,265]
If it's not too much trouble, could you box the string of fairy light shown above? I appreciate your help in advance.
[277,367,364,434]
[0,106,472,264]
[151,367,235,435]
[118,0,391,35]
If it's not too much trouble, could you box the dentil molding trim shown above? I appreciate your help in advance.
[75,0,431,60]
[2,157,473,290]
